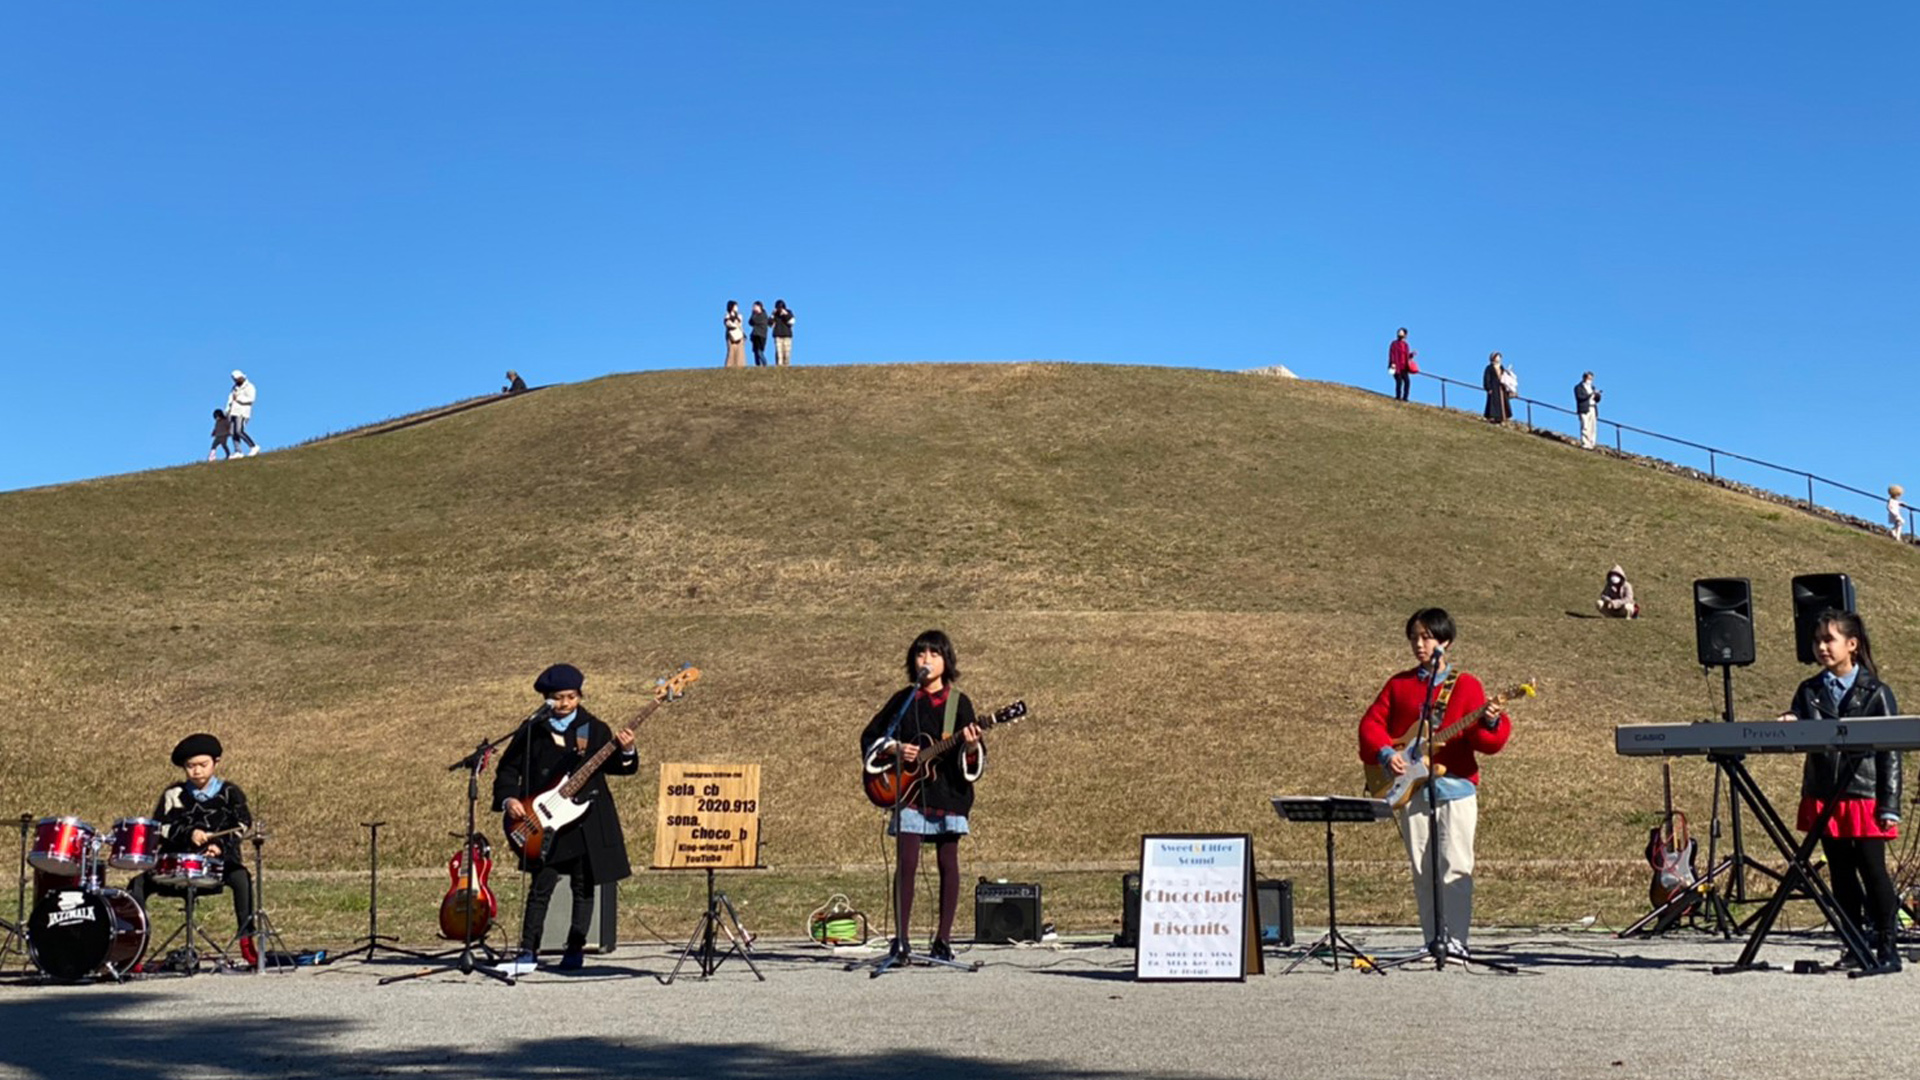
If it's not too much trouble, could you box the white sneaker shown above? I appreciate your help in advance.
[248,446,259,457]
[495,951,537,976]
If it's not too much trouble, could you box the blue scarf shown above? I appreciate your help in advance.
[190,776,225,803]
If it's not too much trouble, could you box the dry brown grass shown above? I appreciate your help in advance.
[3,363,1915,946]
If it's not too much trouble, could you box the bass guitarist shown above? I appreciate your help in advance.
[493,663,637,973]
[860,630,984,964]
[1357,608,1510,962]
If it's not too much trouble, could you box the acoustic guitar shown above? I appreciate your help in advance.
[1363,681,1537,811]
[862,700,1028,809]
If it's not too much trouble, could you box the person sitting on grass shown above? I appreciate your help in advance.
[1597,565,1639,618]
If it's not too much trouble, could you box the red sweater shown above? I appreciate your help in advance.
[1388,339,1413,373]
[1357,669,1511,787]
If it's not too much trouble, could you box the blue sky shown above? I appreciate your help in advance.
[3,3,1914,517]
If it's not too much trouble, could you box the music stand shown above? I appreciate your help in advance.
[664,867,766,984]
[317,822,437,970]
[1272,797,1390,975]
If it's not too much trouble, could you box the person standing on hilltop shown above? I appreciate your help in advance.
[748,301,772,367]
[772,300,795,366]
[1482,353,1510,424]
[1388,328,1416,401]
[1888,486,1906,541]
[226,370,259,457]
[723,301,746,368]
[1575,371,1602,449]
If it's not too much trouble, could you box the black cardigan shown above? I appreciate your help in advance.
[861,687,983,815]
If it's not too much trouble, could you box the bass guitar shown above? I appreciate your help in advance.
[437,831,496,940]
[862,700,1028,809]
[1363,680,1536,810]
[1645,761,1698,909]
[503,665,701,860]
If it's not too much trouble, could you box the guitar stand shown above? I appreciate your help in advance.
[319,822,438,971]
[665,869,765,983]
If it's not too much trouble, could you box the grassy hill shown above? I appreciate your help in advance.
[5,362,1916,947]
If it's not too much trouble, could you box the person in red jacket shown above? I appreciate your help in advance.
[1357,608,1511,959]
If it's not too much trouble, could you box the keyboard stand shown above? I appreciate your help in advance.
[1708,751,1889,976]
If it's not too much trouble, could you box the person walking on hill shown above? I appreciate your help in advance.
[748,301,772,367]
[226,370,259,456]
[1388,328,1416,401]
[1575,372,1602,450]
[1358,608,1511,961]
[723,301,746,368]
[1482,353,1510,424]
[1889,486,1906,541]
[772,300,795,366]
[208,409,234,461]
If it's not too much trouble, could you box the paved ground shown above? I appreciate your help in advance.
[0,928,1910,1079]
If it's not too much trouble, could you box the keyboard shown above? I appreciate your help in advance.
[1615,716,1920,756]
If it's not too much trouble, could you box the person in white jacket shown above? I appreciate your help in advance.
[226,370,259,457]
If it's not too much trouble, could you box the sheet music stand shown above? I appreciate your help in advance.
[1272,796,1391,975]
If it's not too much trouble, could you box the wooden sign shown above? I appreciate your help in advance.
[652,763,762,870]
[1133,833,1263,981]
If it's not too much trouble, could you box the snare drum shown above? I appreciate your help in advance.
[28,817,96,876]
[152,852,222,890]
[27,886,149,981]
[107,817,163,871]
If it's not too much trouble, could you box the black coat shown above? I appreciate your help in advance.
[1789,669,1903,819]
[861,687,983,815]
[151,779,252,874]
[492,706,637,882]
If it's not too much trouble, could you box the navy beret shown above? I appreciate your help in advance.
[533,663,585,696]
[171,732,223,766]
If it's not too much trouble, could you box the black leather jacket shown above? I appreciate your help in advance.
[1790,670,1902,820]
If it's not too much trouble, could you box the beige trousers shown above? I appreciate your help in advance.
[774,337,791,366]
[1397,792,1477,952]
[725,339,746,368]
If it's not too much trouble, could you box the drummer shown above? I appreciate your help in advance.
[127,733,255,948]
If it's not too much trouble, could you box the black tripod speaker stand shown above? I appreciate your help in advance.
[318,821,438,970]
[1273,796,1390,975]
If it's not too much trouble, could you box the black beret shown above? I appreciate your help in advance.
[533,663,585,696]
[171,732,223,767]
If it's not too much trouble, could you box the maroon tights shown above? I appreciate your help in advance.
[896,834,962,943]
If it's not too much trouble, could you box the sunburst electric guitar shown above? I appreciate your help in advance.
[862,700,1028,809]
[503,665,701,860]
[1363,681,1536,811]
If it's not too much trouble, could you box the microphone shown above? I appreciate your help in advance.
[916,664,932,682]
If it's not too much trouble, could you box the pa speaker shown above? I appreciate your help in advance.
[1256,878,1294,946]
[974,882,1042,943]
[539,878,617,954]
[1694,578,1755,667]
[1792,573,1856,665]
[1116,872,1141,947]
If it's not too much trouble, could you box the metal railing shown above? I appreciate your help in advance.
[1410,370,1916,539]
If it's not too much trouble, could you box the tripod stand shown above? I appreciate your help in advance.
[0,814,29,971]
[226,828,292,974]
[1274,797,1389,975]
[665,868,765,983]
[380,740,515,987]
[319,822,436,969]
[1695,666,1792,913]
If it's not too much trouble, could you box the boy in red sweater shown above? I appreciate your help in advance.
[1357,608,1510,959]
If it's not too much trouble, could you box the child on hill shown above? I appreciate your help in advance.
[208,409,233,461]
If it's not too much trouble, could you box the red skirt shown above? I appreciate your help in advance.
[1797,796,1898,839]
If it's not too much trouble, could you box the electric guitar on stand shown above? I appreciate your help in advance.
[503,665,701,860]
[1645,762,1699,910]
[1363,681,1536,810]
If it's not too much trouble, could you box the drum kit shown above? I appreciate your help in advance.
[15,814,229,982]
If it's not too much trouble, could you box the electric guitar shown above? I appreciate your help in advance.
[503,665,700,860]
[1363,681,1536,810]
[862,700,1028,809]
[437,832,496,941]
[1645,762,1698,909]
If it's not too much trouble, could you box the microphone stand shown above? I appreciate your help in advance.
[381,738,515,986]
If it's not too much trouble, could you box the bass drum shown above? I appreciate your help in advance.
[28,887,149,982]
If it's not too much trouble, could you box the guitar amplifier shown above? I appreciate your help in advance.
[1257,878,1294,947]
[539,878,618,954]
[974,881,1042,943]
[1116,872,1142,948]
